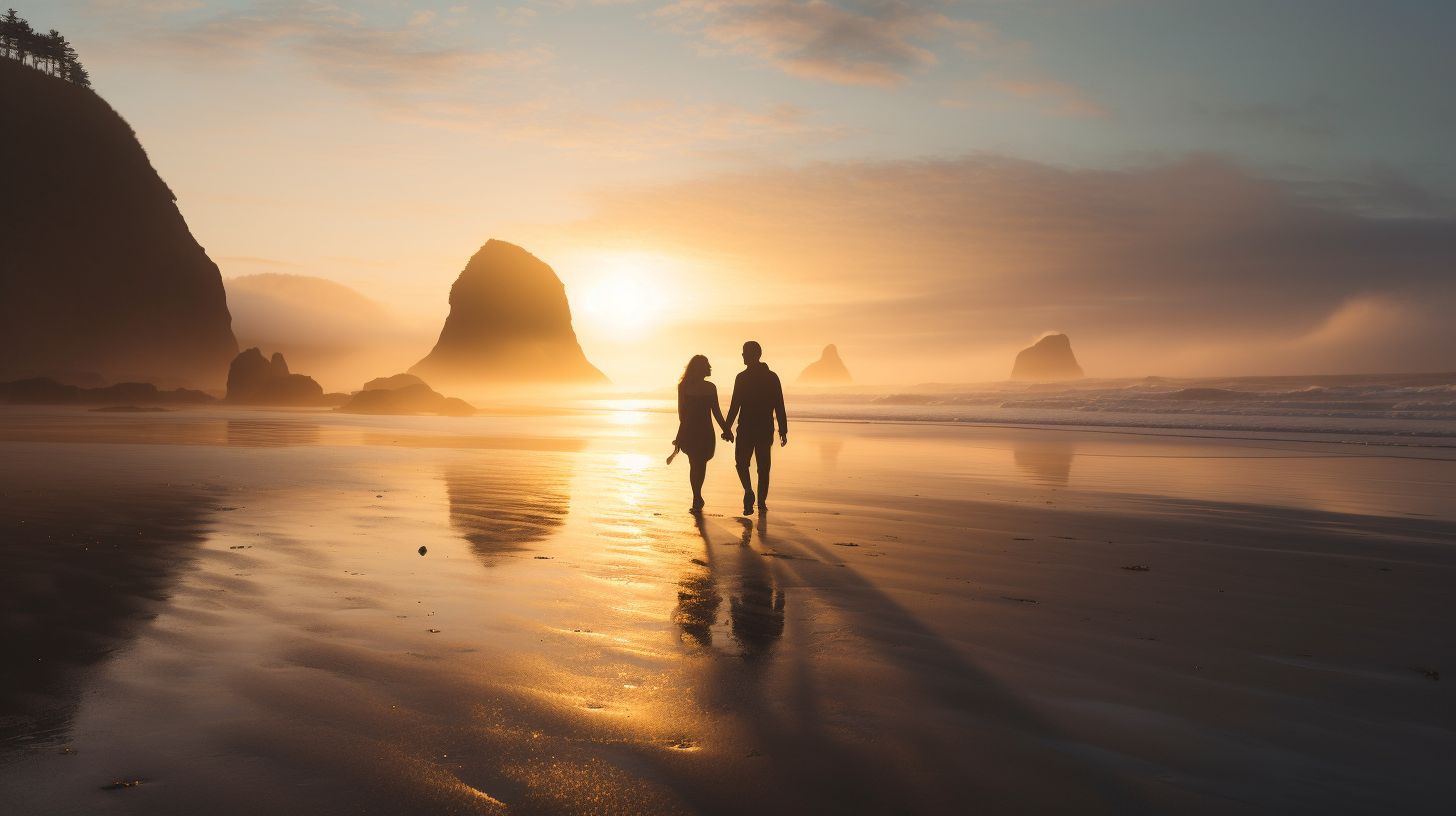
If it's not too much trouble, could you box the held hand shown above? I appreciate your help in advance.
[721,430,734,442]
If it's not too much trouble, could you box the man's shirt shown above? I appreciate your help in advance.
[726,363,787,436]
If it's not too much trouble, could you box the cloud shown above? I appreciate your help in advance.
[154,1,542,96]
[553,154,1456,379]
[92,1,830,157]
[391,96,835,158]
[991,78,1107,118]
[1179,96,1343,147]
[656,0,993,86]
[88,0,204,13]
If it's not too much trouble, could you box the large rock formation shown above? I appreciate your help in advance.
[1011,334,1084,380]
[409,240,607,388]
[0,59,237,387]
[797,344,853,385]
[225,348,325,405]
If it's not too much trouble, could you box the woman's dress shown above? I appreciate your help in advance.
[674,385,717,460]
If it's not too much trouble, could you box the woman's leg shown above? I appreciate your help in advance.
[689,455,707,509]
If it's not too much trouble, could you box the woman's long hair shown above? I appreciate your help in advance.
[679,354,710,385]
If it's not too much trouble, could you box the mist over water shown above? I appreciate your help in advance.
[782,372,1456,441]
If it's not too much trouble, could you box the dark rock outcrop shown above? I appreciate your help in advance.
[0,59,237,387]
[361,373,428,392]
[409,240,607,388]
[1011,334,1084,380]
[797,344,853,385]
[336,382,474,416]
[225,348,325,405]
[0,377,211,405]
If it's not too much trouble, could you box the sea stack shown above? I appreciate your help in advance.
[1011,334,1084,380]
[409,240,607,387]
[225,348,325,405]
[797,344,853,385]
[0,59,237,387]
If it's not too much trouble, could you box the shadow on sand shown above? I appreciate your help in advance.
[0,464,218,750]
[664,511,1146,814]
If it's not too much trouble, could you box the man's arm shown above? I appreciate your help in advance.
[773,373,787,444]
[723,375,742,439]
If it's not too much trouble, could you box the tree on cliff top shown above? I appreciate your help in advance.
[0,9,90,88]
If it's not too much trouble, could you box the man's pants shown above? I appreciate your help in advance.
[735,429,773,503]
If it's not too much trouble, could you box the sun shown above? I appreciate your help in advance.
[571,252,674,340]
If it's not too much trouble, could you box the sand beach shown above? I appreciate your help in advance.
[1,404,1452,814]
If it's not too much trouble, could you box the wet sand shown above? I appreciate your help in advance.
[1,405,1453,814]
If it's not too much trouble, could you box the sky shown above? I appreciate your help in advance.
[36,0,1456,388]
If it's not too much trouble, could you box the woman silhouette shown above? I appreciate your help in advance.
[673,355,732,513]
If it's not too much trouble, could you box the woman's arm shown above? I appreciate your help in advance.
[673,386,687,445]
[710,383,729,431]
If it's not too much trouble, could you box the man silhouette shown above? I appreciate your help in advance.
[723,340,787,515]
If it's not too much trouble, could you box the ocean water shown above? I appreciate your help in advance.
[775,372,1456,444]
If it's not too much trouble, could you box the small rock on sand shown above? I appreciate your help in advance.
[418,546,427,556]
[101,780,144,791]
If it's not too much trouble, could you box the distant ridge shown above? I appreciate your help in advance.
[410,240,607,387]
[0,58,237,387]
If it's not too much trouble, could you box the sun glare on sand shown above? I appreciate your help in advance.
[571,252,674,339]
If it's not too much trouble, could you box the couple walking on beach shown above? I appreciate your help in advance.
[672,341,788,515]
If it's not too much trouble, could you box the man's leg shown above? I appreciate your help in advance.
[735,433,755,512]
[755,435,772,510]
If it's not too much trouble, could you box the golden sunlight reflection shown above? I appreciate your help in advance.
[610,452,653,510]
[603,399,655,426]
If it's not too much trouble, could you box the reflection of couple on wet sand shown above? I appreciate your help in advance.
[670,340,788,514]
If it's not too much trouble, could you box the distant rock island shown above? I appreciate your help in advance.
[0,377,211,406]
[361,373,429,392]
[410,240,607,388]
[336,373,475,416]
[0,58,237,388]
[225,348,328,405]
[1011,334,1084,380]
[797,344,853,385]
